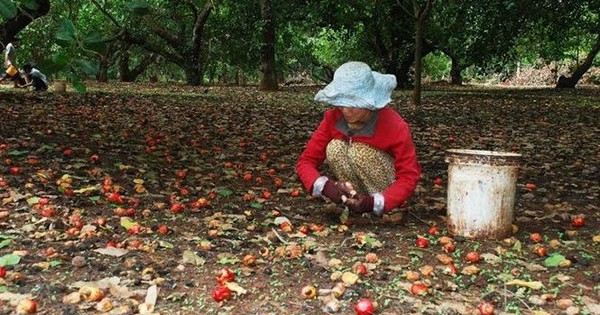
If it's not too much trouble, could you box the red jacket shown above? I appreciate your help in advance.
[296,107,421,212]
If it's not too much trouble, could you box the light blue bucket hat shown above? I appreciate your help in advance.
[314,61,397,110]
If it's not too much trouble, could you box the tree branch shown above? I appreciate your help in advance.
[89,0,122,28]
[0,0,50,43]
[191,1,214,54]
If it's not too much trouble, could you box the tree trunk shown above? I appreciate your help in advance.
[129,54,157,82]
[556,34,600,88]
[117,1,212,86]
[411,0,433,107]
[119,43,131,82]
[392,59,414,89]
[184,64,203,86]
[0,0,50,43]
[412,17,423,107]
[97,55,110,82]
[258,0,278,91]
[450,56,463,85]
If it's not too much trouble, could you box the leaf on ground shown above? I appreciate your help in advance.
[139,284,159,314]
[273,216,291,225]
[26,197,40,206]
[309,250,329,269]
[480,253,500,264]
[0,292,31,306]
[505,279,544,290]
[217,255,239,265]
[0,254,20,266]
[218,189,233,196]
[182,250,205,266]
[0,239,11,249]
[73,185,100,193]
[225,282,247,295]
[120,217,139,229]
[70,276,121,289]
[158,241,174,249]
[94,247,129,257]
[110,285,146,299]
[341,272,359,286]
[544,253,566,267]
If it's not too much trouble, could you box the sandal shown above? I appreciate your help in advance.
[380,209,406,224]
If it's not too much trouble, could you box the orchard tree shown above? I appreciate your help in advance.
[258,0,277,90]
[397,0,433,106]
[0,0,50,44]
[93,0,215,86]
[426,0,532,85]
[292,0,420,88]
[541,0,600,88]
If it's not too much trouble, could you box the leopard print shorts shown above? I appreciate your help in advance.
[325,139,395,195]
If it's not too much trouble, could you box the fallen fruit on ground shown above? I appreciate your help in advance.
[16,298,37,314]
[300,285,317,299]
[0,85,597,315]
[465,251,481,263]
[571,216,585,228]
[415,236,429,248]
[410,282,429,295]
[216,268,235,285]
[478,301,495,315]
[529,233,542,243]
[354,298,375,315]
[212,286,232,302]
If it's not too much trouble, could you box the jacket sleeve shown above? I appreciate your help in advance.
[381,121,421,212]
[296,111,335,193]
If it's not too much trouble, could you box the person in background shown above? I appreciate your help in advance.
[296,61,421,223]
[20,63,48,92]
[0,38,23,87]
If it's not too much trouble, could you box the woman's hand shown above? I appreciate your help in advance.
[346,194,374,214]
[322,180,353,204]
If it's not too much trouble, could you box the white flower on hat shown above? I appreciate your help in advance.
[314,61,397,110]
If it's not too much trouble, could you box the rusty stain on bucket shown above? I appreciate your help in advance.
[445,149,521,240]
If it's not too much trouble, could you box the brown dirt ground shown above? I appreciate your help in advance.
[0,83,598,315]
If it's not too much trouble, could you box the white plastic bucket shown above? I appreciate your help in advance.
[445,149,521,239]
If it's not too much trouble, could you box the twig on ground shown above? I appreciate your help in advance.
[339,236,354,248]
[271,228,289,244]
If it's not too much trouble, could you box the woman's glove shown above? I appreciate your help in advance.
[322,180,349,204]
[346,194,374,214]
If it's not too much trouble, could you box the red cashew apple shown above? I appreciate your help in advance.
[533,245,547,257]
[212,286,232,302]
[478,301,495,315]
[571,216,585,228]
[9,167,21,175]
[465,251,481,263]
[16,298,37,314]
[354,298,375,315]
[428,226,440,235]
[410,282,429,295]
[443,242,456,253]
[216,268,235,285]
[353,263,368,275]
[415,237,429,248]
[529,233,542,243]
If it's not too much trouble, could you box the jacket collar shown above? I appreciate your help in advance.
[335,110,379,137]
